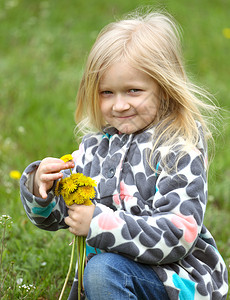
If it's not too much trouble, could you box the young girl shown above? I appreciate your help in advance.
[20,10,228,300]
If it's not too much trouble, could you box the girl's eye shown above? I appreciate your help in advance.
[100,91,113,96]
[129,89,141,94]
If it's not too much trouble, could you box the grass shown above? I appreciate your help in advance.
[0,0,229,298]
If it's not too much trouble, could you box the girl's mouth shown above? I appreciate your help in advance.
[115,114,136,119]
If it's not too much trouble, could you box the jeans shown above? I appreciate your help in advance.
[83,252,170,300]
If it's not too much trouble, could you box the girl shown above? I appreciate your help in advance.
[20,10,228,300]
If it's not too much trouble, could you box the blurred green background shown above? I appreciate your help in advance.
[0,0,229,298]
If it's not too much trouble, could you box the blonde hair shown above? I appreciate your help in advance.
[75,10,219,166]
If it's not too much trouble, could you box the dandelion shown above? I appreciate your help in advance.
[222,28,230,39]
[60,154,73,162]
[61,177,78,195]
[9,170,21,180]
[57,155,96,300]
[77,186,96,203]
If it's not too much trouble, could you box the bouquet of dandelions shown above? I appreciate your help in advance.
[56,154,96,300]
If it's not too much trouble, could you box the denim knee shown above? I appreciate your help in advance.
[83,252,169,300]
[85,252,144,300]
[84,253,120,291]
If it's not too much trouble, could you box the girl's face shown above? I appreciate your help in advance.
[99,61,160,134]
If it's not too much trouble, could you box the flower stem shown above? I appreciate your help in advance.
[59,235,76,300]
[77,236,86,299]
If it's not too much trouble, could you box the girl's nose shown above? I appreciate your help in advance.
[112,95,130,112]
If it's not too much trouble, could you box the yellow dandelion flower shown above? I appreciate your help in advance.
[70,173,82,183]
[69,173,96,187]
[77,186,96,201]
[223,28,230,39]
[62,177,78,194]
[9,170,21,180]
[72,191,87,205]
[64,194,76,206]
[55,172,96,205]
[81,177,96,187]
[75,174,96,187]
[63,191,81,205]
[60,154,73,162]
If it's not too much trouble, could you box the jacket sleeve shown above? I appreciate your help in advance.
[20,143,86,231]
[86,146,207,265]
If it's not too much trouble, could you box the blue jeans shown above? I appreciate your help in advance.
[83,253,170,300]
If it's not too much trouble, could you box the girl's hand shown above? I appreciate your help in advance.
[34,157,75,199]
[65,204,95,236]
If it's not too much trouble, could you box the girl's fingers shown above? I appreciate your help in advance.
[34,157,75,199]
[40,172,63,182]
[64,216,71,226]
[39,189,47,199]
[41,161,74,174]
[67,204,78,211]
[39,184,49,199]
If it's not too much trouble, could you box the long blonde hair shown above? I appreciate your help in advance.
[75,10,219,165]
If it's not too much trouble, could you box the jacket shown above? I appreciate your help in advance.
[20,124,228,299]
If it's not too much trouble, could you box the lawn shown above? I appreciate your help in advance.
[0,0,229,298]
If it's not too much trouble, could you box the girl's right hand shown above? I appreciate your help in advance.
[33,157,75,199]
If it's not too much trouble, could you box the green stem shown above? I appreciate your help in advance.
[81,240,86,289]
[59,235,76,300]
[77,236,86,299]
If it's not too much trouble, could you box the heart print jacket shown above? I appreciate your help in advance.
[20,123,228,299]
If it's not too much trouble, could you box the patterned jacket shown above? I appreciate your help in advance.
[20,124,228,299]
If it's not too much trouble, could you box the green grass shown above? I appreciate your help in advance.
[0,0,229,298]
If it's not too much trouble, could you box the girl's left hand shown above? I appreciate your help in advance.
[64,204,95,236]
